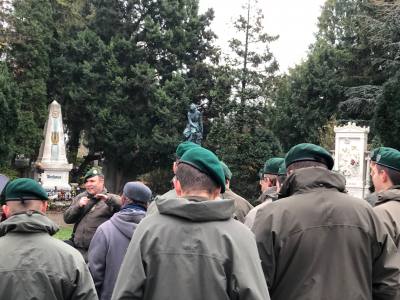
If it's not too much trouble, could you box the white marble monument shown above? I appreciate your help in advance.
[31,101,72,193]
[334,122,370,199]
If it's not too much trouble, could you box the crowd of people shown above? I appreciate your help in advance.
[1,141,400,300]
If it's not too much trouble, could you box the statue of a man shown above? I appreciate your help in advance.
[183,103,203,145]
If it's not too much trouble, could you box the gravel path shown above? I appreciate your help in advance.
[46,212,73,228]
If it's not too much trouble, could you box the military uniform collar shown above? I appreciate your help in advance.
[279,167,346,199]
[376,185,400,206]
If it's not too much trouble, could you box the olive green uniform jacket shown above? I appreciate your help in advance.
[112,196,270,300]
[244,186,278,229]
[256,186,277,205]
[219,188,253,223]
[252,167,400,300]
[0,211,97,300]
[147,188,178,215]
[375,186,400,248]
[63,188,121,261]
[366,191,379,207]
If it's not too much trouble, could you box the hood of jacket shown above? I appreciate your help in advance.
[0,211,59,236]
[279,167,346,198]
[155,195,236,222]
[376,185,400,206]
[110,210,146,239]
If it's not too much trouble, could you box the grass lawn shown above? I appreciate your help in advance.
[54,227,73,241]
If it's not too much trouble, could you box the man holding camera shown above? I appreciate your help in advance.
[64,168,121,262]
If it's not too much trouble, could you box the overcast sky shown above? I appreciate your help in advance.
[198,0,326,74]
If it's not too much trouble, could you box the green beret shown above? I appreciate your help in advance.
[264,158,285,175]
[179,147,226,193]
[84,168,102,183]
[285,143,334,170]
[369,147,392,161]
[220,162,232,180]
[376,148,400,172]
[6,178,49,202]
[175,142,201,159]
[278,162,287,176]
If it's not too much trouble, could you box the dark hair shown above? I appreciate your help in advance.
[277,174,287,186]
[264,174,278,186]
[176,163,219,195]
[376,165,400,186]
[286,161,328,172]
[123,194,147,208]
[7,200,45,214]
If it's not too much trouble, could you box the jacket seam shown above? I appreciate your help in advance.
[281,224,371,242]
[146,252,226,263]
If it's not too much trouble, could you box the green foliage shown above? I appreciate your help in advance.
[373,71,400,150]
[139,168,173,197]
[0,63,20,167]
[226,0,279,103]
[319,117,339,151]
[0,0,56,160]
[51,0,220,183]
[204,0,281,201]
[206,102,282,201]
[271,47,342,151]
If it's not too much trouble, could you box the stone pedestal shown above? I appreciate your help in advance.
[31,101,72,197]
[334,122,370,199]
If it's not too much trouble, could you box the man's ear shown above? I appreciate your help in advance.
[42,201,48,213]
[382,170,392,184]
[289,170,293,174]
[213,186,222,199]
[3,205,10,218]
[121,195,125,206]
[174,179,182,197]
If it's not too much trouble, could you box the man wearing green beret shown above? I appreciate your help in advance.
[256,158,284,205]
[64,168,121,262]
[252,143,400,300]
[112,147,270,300]
[244,161,286,229]
[365,147,391,206]
[0,178,97,299]
[147,142,201,215]
[373,148,400,249]
[219,162,253,223]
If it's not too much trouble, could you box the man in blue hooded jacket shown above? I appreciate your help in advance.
[88,182,151,300]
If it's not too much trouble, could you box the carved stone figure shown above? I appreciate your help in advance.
[183,103,203,145]
[339,144,360,180]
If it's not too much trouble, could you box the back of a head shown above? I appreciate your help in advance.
[285,143,334,173]
[264,158,284,186]
[5,178,49,215]
[176,147,225,195]
[123,182,152,207]
[375,148,400,186]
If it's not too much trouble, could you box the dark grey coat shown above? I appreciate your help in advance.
[0,212,97,300]
[88,210,146,300]
[252,167,400,300]
[112,196,270,300]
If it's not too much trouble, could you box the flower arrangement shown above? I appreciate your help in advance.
[35,164,45,172]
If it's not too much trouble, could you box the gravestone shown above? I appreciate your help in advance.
[334,122,370,199]
[31,101,72,198]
